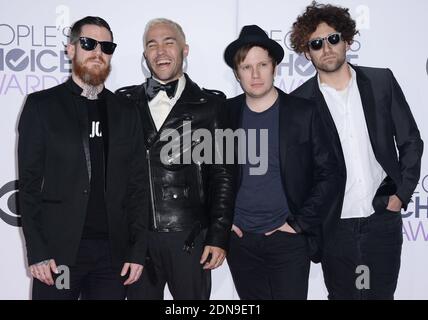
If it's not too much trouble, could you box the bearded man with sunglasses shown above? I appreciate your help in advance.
[18,16,148,300]
[291,2,423,300]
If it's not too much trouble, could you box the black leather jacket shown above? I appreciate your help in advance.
[116,74,234,250]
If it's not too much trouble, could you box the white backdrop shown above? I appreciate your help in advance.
[0,0,427,300]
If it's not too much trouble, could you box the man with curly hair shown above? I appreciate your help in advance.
[291,2,423,300]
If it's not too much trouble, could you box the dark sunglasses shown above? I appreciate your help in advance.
[307,32,342,51]
[78,37,117,55]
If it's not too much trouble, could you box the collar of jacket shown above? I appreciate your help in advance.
[174,73,209,105]
[124,73,209,105]
[227,87,291,125]
[311,63,377,148]
[309,63,370,99]
[133,73,210,148]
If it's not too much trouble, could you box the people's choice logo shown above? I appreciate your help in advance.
[0,5,71,96]
[402,174,428,242]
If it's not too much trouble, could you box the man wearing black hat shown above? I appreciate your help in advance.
[224,25,341,299]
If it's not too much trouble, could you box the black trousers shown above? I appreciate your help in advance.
[32,239,126,300]
[127,230,211,300]
[322,208,403,300]
[227,230,310,300]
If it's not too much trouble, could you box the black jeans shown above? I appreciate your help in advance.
[127,230,211,300]
[227,230,310,300]
[322,208,403,300]
[32,239,126,300]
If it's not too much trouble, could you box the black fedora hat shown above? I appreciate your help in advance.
[224,24,284,68]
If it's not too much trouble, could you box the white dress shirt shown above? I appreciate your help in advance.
[318,67,386,219]
[148,74,186,130]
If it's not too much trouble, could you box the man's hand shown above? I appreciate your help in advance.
[200,246,226,270]
[231,224,243,238]
[121,263,144,285]
[30,259,58,286]
[387,195,403,212]
[265,222,297,236]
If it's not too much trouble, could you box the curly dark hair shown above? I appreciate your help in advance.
[290,1,359,54]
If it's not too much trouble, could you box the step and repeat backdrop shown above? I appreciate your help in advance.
[1,0,427,299]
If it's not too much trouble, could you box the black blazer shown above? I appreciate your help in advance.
[226,89,343,261]
[291,64,424,242]
[18,78,149,267]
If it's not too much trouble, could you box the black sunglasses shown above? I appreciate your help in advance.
[307,32,342,51]
[77,37,117,55]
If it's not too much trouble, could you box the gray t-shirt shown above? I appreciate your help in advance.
[234,98,290,234]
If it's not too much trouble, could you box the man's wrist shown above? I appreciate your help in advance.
[35,259,50,266]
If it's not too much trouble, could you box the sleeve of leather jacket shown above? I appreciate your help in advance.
[387,69,424,208]
[124,105,149,265]
[293,104,343,235]
[18,94,50,266]
[205,99,235,250]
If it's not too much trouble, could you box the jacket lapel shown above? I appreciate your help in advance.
[73,95,91,182]
[133,84,157,148]
[227,94,245,162]
[66,79,91,183]
[311,78,342,146]
[100,94,110,192]
[138,74,205,148]
[227,94,245,187]
[229,94,245,131]
[352,65,378,154]
[159,74,206,123]
[278,91,290,178]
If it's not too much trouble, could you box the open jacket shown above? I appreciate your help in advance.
[116,74,234,250]
[18,78,149,267]
[291,64,424,246]
[226,89,343,262]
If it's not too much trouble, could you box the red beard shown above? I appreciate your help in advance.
[73,56,111,86]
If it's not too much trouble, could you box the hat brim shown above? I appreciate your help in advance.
[224,36,284,68]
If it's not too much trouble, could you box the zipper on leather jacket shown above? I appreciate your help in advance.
[196,162,204,202]
[147,149,158,229]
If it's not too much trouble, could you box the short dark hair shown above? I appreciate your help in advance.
[290,1,358,54]
[233,44,276,71]
[69,16,113,44]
